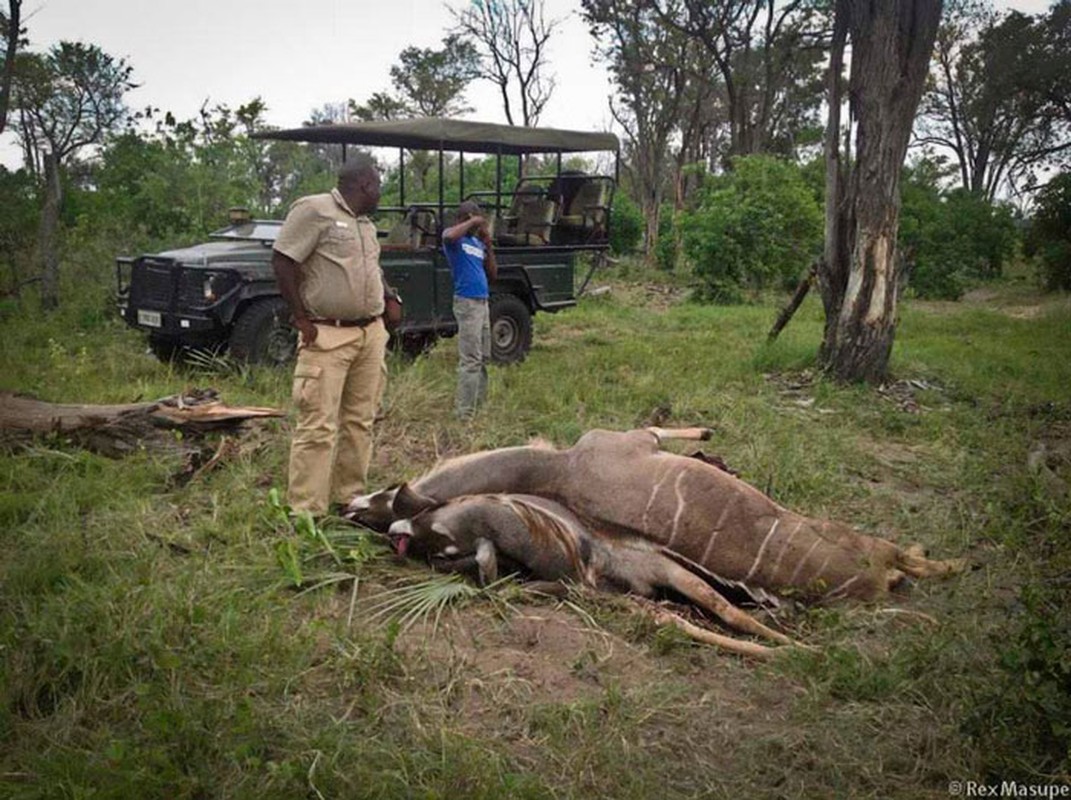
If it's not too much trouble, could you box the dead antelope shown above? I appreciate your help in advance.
[387,492,798,659]
[347,427,965,604]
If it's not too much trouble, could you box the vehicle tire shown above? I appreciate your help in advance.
[489,293,532,364]
[229,297,297,366]
[148,335,184,364]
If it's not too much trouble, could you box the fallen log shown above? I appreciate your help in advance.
[0,388,283,457]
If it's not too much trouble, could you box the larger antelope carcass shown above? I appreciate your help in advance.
[347,427,965,605]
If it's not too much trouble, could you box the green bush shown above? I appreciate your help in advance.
[609,191,643,255]
[900,165,1019,300]
[966,581,1071,779]
[679,156,823,303]
[1026,172,1071,291]
[653,205,679,272]
[0,168,41,297]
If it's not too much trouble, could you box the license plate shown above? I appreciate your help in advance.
[137,309,162,327]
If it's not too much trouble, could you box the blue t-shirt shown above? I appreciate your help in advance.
[443,234,489,299]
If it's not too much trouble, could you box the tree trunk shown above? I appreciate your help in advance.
[38,151,63,311]
[818,0,942,383]
[0,0,20,135]
[0,389,283,458]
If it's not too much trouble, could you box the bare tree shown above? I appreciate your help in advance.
[584,1,693,259]
[11,42,134,309]
[0,0,21,134]
[450,0,561,127]
[651,0,828,161]
[819,0,943,382]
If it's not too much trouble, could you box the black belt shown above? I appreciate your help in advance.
[309,316,380,328]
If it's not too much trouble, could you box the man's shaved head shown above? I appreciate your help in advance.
[338,154,378,188]
[337,154,381,215]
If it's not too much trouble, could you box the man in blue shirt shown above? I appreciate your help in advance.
[442,200,498,419]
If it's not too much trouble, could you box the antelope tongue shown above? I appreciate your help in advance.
[391,533,410,557]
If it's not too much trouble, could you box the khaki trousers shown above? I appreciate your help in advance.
[287,319,388,515]
[453,296,490,419]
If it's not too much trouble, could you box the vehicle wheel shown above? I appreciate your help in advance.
[489,293,532,364]
[148,335,184,364]
[229,298,297,366]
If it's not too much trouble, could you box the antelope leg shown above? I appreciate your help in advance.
[651,609,776,660]
[475,538,499,586]
[896,548,968,578]
[645,426,713,444]
[650,556,800,647]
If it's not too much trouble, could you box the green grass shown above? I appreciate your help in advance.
[2,267,1069,797]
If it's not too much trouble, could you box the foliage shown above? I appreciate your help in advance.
[966,580,1071,780]
[679,156,822,302]
[10,41,135,171]
[915,2,1071,199]
[900,160,1019,300]
[608,190,643,255]
[1026,171,1071,291]
[351,34,480,121]
[0,166,37,295]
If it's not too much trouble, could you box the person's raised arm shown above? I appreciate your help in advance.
[272,250,317,347]
[479,225,497,282]
[442,214,485,243]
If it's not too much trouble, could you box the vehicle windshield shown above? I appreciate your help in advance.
[209,221,281,241]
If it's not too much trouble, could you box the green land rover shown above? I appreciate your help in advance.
[117,117,619,365]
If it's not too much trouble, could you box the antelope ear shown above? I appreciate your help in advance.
[392,482,440,518]
[431,521,454,540]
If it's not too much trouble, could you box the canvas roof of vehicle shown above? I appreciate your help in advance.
[252,116,619,156]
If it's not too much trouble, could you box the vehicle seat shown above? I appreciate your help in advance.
[384,207,437,249]
[556,179,610,241]
[497,189,557,246]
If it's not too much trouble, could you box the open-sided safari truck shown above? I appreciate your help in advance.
[116,117,619,365]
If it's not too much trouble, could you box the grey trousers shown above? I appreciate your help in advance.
[453,296,490,418]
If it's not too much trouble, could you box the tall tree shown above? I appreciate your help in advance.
[390,35,481,118]
[450,0,560,127]
[350,36,480,193]
[11,42,134,309]
[583,0,701,258]
[819,0,942,382]
[350,35,479,121]
[0,0,21,134]
[651,0,828,161]
[915,3,1071,199]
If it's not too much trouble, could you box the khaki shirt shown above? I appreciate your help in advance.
[274,188,385,322]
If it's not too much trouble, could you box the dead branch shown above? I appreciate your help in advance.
[0,388,283,457]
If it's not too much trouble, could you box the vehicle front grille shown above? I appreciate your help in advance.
[129,258,221,311]
[130,258,176,309]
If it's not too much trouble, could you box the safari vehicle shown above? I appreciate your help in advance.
[116,117,619,365]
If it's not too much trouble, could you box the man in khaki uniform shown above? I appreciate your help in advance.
[272,158,397,516]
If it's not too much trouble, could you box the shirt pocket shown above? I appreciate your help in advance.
[292,363,323,410]
[321,225,360,260]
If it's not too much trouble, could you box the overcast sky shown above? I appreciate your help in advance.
[0,0,1055,169]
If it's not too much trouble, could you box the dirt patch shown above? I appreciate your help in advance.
[585,280,690,312]
[852,435,941,513]
[765,370,950,415]
[397,605,662,714]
